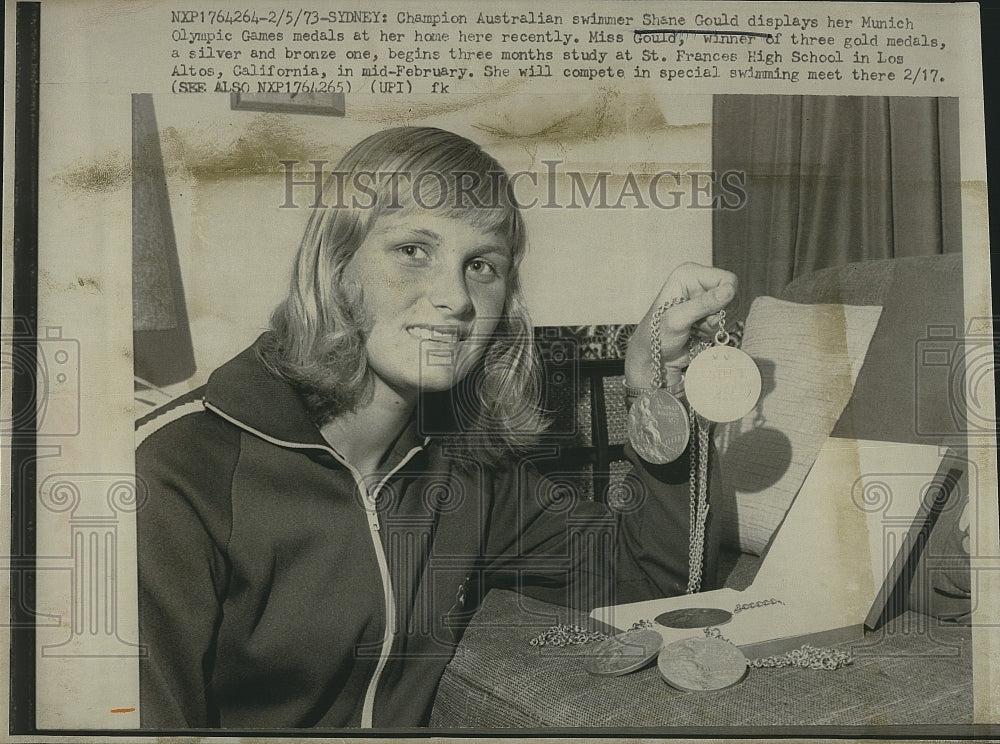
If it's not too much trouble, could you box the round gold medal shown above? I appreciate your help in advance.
[685,345,761,423]
[626,390,690,464]
[582,628,664,677]
[658,636,748,692]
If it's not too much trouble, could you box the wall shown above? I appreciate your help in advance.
[122,91,712,390]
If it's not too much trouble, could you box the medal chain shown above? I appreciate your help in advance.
[528,625,851,670]
[529,622,850,674]
[686,406,711,594]
[682,310,727,595]
[686,310,730,362]
[539,302,723,647]
[649,297,687,388]
[702,598,854,671]
[704,627,852,670]
[527,618,657,648]
[647,297,711,594]
[733,597,785,613]
[747,644,853,671]
[528,623,608,647]
[686,414,699,592]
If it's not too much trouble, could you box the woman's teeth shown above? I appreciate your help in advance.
[409,326,460,343]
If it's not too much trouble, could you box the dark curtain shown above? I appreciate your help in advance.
[712,96,962,321]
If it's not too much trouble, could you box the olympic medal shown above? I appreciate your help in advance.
[626,389,690,464]
[685,345,762,423]
[658,636,748,692]
[655,607,733,629]
[582,628,664,677]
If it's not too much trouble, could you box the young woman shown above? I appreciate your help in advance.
[136,126,737,728]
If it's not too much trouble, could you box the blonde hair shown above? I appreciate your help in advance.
[259,127,545,464]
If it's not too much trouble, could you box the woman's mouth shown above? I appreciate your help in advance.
[407,325,463,344]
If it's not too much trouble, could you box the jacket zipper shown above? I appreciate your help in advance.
[203,401,425,728]
[353,465,418,729]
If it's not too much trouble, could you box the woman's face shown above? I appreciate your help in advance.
[342,208,513,397]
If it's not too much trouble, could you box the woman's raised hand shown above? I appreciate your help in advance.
[624,263,738,388]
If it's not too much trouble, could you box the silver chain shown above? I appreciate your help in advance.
[528,623,608,647]
[713,310,731,346]
[649,297,687,388]
[684,310,715,595]
[703,622,853,671]
[687,310,728,361]
[649,296,712,596]
[527,619,655,647]
[733,598,785,613]
[686,407,710,594]
[686,409,699,591]
[747,645,853,670]
[531,622,853,669]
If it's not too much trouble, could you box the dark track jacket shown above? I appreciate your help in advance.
[136,338,721,729]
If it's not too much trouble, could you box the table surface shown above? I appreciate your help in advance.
[429,588,973,729]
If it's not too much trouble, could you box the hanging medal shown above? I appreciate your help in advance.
[625,298,690,465]
[685,311,761,423]
[623,294,722,594]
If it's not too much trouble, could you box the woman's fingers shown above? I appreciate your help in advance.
[690,313,725,338]
[625,263,739,385]
[660,262,738,296]
[654,264,736,316]
[659,281,736,336]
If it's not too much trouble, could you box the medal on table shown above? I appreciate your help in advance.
[582,629,664,677]
[655,607,733,629]
[658,636,748,692]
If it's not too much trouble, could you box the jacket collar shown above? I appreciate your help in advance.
[203,336,428,464]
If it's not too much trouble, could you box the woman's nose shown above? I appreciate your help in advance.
[429,267,474,319]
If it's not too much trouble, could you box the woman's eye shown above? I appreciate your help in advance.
[396,244,429,261]
[466,259,498,280]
